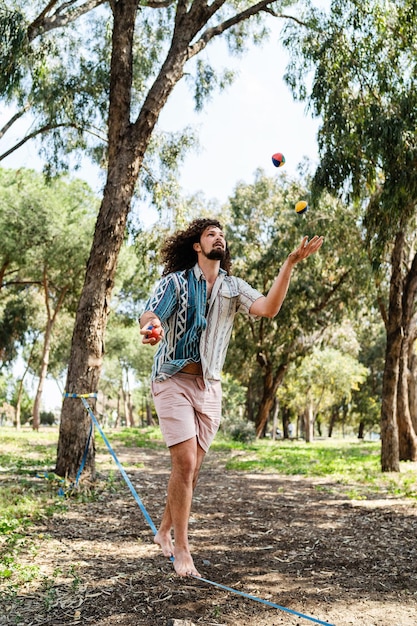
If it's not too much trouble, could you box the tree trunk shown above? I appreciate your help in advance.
[380,231,404,472]
[409,348,417,434]
[121,383,129,426]
[397,333,417,461]
[15,381,23,430]
[32,318,53,430]
[56,0,142,478]
[127,391,135,427]
[55,0,217,478]
[55,0,285,478]
[328,406,338,437]
[304,403,314,442]
[255,361,287,438]
[15,343,35,429]
[146,401,154,426]
[33,273,67,430]
[271,399,279,440]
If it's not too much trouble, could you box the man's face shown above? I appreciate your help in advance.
[197,226,226,261]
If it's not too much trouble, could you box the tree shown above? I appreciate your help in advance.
[0,168,97,427]
[283,0,417,469]
[278,347,368,441]
[3,0,311,479]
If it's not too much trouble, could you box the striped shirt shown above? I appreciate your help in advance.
[143,264,263,384]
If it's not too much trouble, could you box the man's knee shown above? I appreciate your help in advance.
[170,439,198,477]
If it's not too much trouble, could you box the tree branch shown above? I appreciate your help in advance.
[0,121,107,162]
[0,104,31,140]
[309,269,352,315]
[27,0,107,40]
[144,0,175,6]
[2,280,43,288]
[188,5,307,58]
[28,0,176,40]
[0,123,74,161]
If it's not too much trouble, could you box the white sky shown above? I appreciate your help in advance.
[157,29,320,205]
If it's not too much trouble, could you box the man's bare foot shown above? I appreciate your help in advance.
[154,531,174,558]
[173,547,201,578]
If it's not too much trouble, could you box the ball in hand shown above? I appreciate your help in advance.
[146,325,160,340]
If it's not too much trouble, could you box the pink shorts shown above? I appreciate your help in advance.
[151,373,222,451]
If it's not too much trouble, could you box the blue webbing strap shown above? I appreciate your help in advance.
[66,392,335,626]
[74,421,93,488]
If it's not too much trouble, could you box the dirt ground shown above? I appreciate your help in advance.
[2,444,417,626]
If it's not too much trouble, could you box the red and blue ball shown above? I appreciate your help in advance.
[272,152,285,168]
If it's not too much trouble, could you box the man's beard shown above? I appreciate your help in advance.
[204,248,226,261]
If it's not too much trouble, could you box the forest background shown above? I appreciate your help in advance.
[1,0,417,478]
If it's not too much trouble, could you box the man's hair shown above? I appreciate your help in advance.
[160,218,232,276]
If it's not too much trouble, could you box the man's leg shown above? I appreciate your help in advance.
[154,437,206,576]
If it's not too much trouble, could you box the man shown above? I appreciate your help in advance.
[140,218,323,577]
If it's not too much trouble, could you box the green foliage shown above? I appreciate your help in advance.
[283,0,417,259]
[0,2,29,98]
[225,419,256,443]
[39,411,55,426]
[223,170,371,424]
[0,167,98,378]
[220,373,256,442]
[278,346,368,417]
[0,294,35,363]
[193,59,235,111]
[105,426,164,449]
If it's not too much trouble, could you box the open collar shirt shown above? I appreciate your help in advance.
[143,263,263,384]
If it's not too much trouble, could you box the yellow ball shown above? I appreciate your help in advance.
[295,200,308,215]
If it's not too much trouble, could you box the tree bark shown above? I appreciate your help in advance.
[255,359,287,438]
[397,251,417,460]
[380,231,403,472]
[56,0,143,478]
[328,406,338,437]
[33,274,68,430]
[397,332,417,461]
[304,403,314,442]
[409,346,417,434]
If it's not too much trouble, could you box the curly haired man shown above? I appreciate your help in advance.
[140,218,323,577]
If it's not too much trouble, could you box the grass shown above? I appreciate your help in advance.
[105,425,164,449]
[222,437,417,500]
[0,428,68,597]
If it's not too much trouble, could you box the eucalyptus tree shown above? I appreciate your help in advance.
[278,347,368,441]
[224,170,370,437]
[283,0,417,469]
[0,168,98,428]
[1,0,309,478]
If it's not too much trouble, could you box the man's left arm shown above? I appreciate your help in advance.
[249,235,323,319]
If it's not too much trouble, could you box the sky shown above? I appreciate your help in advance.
[157,29,321,206]
[1,17,322,411]
[1,20,321,213]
